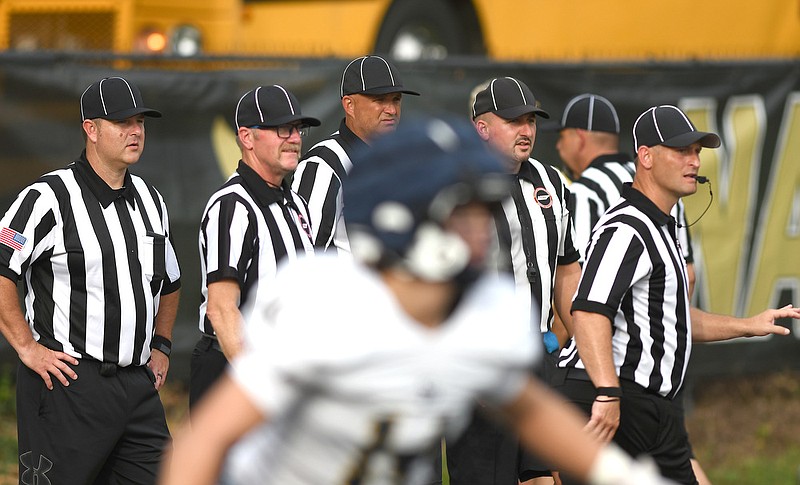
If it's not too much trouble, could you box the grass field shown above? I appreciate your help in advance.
[685,370,800,485]
[0,367,797,484]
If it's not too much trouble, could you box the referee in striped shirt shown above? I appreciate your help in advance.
[556,105,798,484]
[555,93,713,485]
[443,77,583,485]
[291,55,419,254]
[0,76,181,484]
[189,85,320,409]
[553,93,696,296]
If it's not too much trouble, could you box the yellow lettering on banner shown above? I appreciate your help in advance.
[680,97,764,316]
[211,115,239,178]
[745,93,800,323]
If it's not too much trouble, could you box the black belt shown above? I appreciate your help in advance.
[199,334,222,352]
[99,363,119,376]
[88,360,137,377]
[564,367,676,403]
[565,367,592,381]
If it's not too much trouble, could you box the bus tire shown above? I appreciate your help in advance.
[374,0,484,60]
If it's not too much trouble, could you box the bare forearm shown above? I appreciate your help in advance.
[0,277,35,354]
[690,308,742,342]
[154,289,180,339]
[0,275,78,389]
[208,308,244,360]
[551,313,570,349]
[686,263,696,300]
[554,261,581,337]
[691,305,795,342]
[572,310,619,387]
[206,280,245,360]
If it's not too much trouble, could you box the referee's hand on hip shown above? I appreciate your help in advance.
[18,340,79,391]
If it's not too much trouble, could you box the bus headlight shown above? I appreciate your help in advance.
[170,24,202,57]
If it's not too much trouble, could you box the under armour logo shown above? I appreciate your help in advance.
[20,451,52,485]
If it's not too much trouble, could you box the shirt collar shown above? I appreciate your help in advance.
[516,158,537,183]
[236,160,290,206]
[72,150,135,209]
[338,118,369,154]
[621,183,672,226]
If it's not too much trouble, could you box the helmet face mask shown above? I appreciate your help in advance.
[348,210,474,282]
[344,117,511,282]
[402,222,471,281]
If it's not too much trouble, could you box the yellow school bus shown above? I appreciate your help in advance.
[1,0,798,61]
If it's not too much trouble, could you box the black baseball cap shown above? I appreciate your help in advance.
[471,77,550,120]
[235,85,321,129]
[340,55,420,97]
[558,93,620,134]
[633,105,720,150]
[80,76,161,121]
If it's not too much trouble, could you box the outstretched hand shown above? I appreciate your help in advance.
[18,341,78,390]
[747,304,798,337]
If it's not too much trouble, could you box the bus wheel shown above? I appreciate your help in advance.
[374,0,483,61]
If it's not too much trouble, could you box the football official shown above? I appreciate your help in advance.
[556,105,798,484]
[553,94,710,483]
[442,77,583,485]
[161,117,676,485]
[0,76,181,484]
[291,55,419,254]
[553,93,696,295]
[189,85,319,409]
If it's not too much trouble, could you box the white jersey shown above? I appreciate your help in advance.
[223,256,539,485]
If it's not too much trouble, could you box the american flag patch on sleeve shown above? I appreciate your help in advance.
[0,227,27,251]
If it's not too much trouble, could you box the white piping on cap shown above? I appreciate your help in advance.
[340,56,364,97]
[274,85,296,115]
[253,87,264,123]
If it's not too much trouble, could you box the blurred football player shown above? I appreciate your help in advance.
[160,118,674,485]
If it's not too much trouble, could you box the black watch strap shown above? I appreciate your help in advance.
[151,334,172,357]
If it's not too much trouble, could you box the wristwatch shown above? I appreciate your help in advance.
[151,334,172,357]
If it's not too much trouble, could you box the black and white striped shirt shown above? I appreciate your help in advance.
[198,160,315,336]
[569,153,694,264]
[559,184,692,399]
[292,120,367,254]
[495,158,580,333]
[0,152,181,366]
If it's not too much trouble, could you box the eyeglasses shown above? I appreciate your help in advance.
[250,124,310,139]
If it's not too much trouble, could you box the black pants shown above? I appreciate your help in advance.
[441,352,559,484]
[443,406,519,485]
[189,335,228,410]
[16,359,169,485]
[553,375,698,485]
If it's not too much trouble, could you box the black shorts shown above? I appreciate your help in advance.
[16,359,169,485]
[553,373,698,485]
[189,334,228,410]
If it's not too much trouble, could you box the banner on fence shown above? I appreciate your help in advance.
[1,56,798,379]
